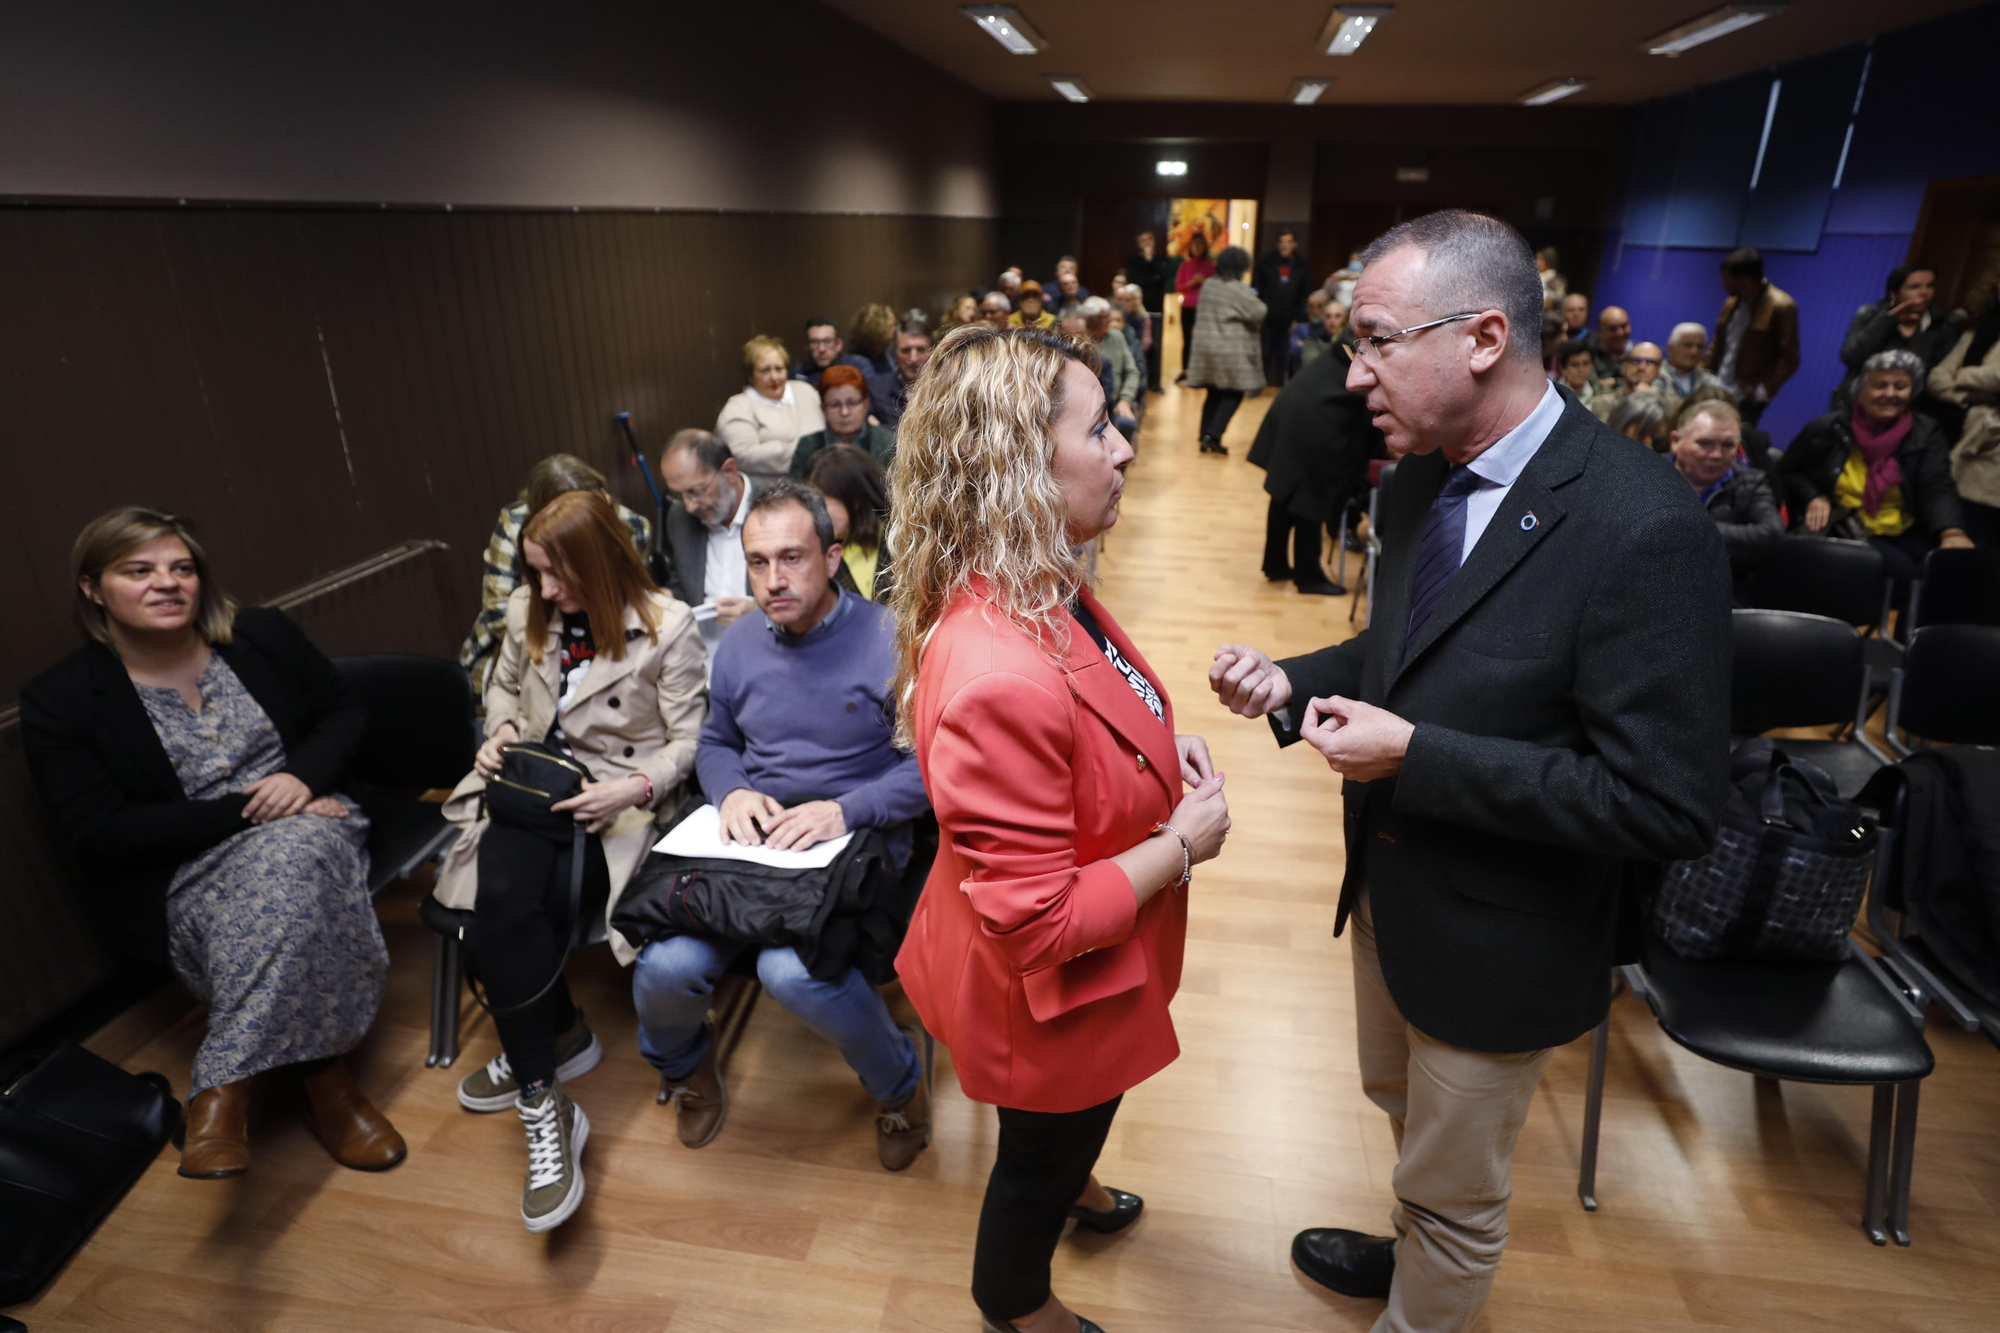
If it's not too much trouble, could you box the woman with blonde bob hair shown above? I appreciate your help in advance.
[431,488,706,1234]
[889,325,1231,1333]
[716,333,825,480]
[23,506,403,1181]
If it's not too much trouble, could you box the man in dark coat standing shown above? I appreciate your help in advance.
[1124,228,1174,394]
[1254,229,1311,386]
[1247,330,1382,595]
[1211,211,1731,1333]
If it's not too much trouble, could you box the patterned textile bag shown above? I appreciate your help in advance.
[1651,739,1877,960]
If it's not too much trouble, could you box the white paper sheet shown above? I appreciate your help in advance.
[652,802,852,870]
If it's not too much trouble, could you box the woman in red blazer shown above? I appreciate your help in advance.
[889,325,1230,1333]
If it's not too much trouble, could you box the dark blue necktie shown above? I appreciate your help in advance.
[1406,465,1484,643]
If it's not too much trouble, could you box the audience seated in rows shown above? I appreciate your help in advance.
[22,508,405,1182]
[805,444,894,601]
[716,335,825,483]
[1709,248,1800,427]
[1009,281,1056,331]
[661,429,758,656]
[791,364,895,480]
[1669,398,1783,593]
[1082,295,1141,436]
[1186,243,1265,456]
[1929,270,2000,546]
[436,489,707,1234]
[633,480,932,1172]
[869,314,933,429]
[1778,348,1973,610]
[462,454,653,700]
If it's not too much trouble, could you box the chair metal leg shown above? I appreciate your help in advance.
[1335,512,1349,585]
[1578,1017,1609,1212]
[427,930,464,1069]
[1890,1080,1920,1246]
[1863,1083,1893,1245]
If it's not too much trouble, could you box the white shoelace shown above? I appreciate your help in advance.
[481,1051,513,1087]
[519,1096,566,1191]
[877,1108,912,1133]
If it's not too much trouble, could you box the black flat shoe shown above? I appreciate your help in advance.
[1295,579,1347,596]
[1264,567,1293,583]
[1292,1227,1396,1299]
[982,1319,1105,1333]
[1068,1187,1144,1234]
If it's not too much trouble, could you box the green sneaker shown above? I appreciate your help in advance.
[517,1081,588,1234]
[458,1011,602,1112]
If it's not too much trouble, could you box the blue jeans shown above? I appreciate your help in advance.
[632,936,919,1106]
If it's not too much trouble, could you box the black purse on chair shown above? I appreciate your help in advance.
[468,741,595,1017]
[0,1042,182,1305]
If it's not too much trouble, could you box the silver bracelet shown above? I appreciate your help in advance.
[1152,821,1192,888]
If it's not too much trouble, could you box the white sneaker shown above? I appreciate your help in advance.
[518,1082,589,1234]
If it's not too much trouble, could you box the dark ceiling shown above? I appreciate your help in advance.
[815,0,1989,105]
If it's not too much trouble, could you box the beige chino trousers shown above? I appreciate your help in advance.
[1350,893,1554,1333]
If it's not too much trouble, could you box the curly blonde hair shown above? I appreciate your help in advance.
[885,323,1101,746]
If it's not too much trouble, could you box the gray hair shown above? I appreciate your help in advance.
[663,427,733,474]
[1862,348,1926,384]
[745,476,837,551]
[1077,295,1112,319]
[1359,210,1544,364]
[1669,321,1708,345]
[1607,393,1670,445]
[981,291,1012,312]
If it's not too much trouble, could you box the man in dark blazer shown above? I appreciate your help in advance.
[1253,229,1312,386]
[1210,211,1731,1331]
[658,429,756,659]
[1246,332,1381,595]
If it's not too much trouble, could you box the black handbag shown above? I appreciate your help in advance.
[469,741,594,1017]
[0,1042,182,1305]
[1650,739,1878,961]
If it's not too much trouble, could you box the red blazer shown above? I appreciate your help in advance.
[896,585,1187,1113]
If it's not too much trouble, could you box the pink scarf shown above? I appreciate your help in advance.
[1850,403,1911,516]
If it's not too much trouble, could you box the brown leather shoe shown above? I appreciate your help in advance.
[302,1061,407,1171]
[876,1026,933,1172]
[661,1036,727,1148]
[178,1082,251,1179]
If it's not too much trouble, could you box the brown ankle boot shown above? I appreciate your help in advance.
[302,1061,407,1171]
[661,1034,727,1148]
[876,1026,934,1172]
[179,1082,251,1179]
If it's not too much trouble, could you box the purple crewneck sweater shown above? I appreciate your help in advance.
[696,590,927,830]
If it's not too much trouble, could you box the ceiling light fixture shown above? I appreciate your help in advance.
[1290,78,1331,104]
[1045,75,1091,103]
[1518,76,1593,105]
[1320,5,1393,56]
[1642,3,1785,57]
[961,5,1048,56]
[1155,160,1188,177]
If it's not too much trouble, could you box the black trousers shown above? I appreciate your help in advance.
[1960,499,2000,549]
[1145,313,1163,391]
[1261,319,1293,387]
[1263,495,1327,586]
[1737,394,1769,427]
[972,1095,1122,1321]
[1178,305,1197,375]
[1199,388,1245,444]
[473,820,611,1090]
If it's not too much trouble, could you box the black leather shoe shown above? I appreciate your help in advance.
[1264,566,1293,583]
[1292,1227,1396,1299]
[1295,579,1347,596]
[1068,1187,1144,1234]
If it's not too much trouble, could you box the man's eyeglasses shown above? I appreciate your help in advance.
[1342,311,1483,364]
[1625,355,1662,367]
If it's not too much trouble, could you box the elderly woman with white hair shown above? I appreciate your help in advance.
[1081,295,1141,434]
[1778,347,1972,606]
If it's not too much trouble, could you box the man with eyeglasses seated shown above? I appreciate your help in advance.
[1588,340,1667,424]
[631,479,934,1172]
[659,429,758,663]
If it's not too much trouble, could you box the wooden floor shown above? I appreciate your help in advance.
[23,368,2000,1331]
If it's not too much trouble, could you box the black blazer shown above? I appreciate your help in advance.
[1247,343,1383,525]
[662,498,754,610]
[1273,392,1732,1053]
[19,607,366,964]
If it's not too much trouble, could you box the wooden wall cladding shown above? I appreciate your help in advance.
[0,204,997,705]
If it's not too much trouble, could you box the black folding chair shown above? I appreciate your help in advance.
[1885,624,2000,755]
[332,654,478,896]
[1907,546,2000,631]
[1739,537,1900,694]
[1729,609,1889,798]
[1576,932,1933,1245]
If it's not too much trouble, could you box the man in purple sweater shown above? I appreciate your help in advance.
[631,480,934,1172]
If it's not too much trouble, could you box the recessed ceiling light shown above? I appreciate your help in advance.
[1642,3,1785,57]
[1156,160,1188,177]
[1320,5,1393,56]
[1045,75,1091,103]
[961,5,1047,56]
[1290,78,1331,104]
[1518,76,1593,105]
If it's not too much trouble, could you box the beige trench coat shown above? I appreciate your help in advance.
[432,585,706,964]
[1929,326,2000,511]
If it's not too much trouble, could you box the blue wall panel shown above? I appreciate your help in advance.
[1619,97,1690,249]
[1738,46,1867,252]
[1660,73,1766,248]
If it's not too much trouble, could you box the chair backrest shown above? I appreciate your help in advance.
[1910,547,2000,630]
[333,654,479,790]
[1730,608,1866,733]
[1739,537,1885,630]
[1895,624,2000,745]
